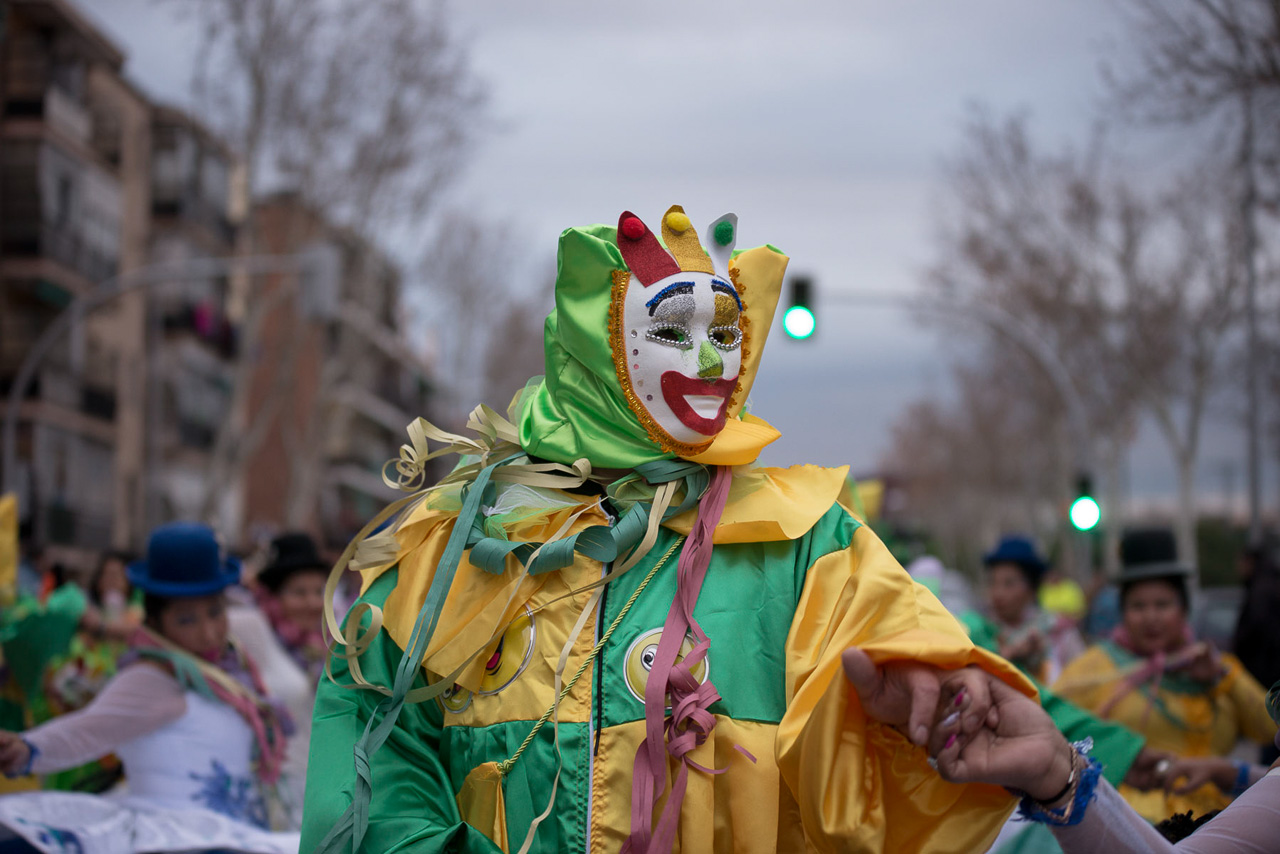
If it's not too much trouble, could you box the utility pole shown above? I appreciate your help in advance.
[1239,84,1263,546]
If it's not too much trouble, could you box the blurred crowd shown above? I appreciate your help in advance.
[0,518,1275,852]
[0,523,360,848]
[909,527,1280,852]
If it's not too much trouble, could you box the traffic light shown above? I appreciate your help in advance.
[783,276,816,340]
[1069,474,1100,531]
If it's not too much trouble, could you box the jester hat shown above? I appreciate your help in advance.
[518,205,788,469]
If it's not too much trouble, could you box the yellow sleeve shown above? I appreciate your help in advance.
[1215,654,1277,745]
[775,524,1033,853]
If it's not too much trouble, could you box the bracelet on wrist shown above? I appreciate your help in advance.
[1030,744,1077,806]
[1230,759,1252,797]
[1016,738,1102,828]
[4,739,38,779]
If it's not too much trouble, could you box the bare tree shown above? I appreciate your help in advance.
[1107,0,1280,198]
[1108,0,1280,540]
[416,212,552,429]
[881,350,1075,573]
[159,0,486,531]
[923,111,1247,567]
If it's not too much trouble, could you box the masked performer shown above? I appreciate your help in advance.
[303,207,1034,854]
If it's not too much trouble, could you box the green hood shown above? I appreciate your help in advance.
[518,224,658,469]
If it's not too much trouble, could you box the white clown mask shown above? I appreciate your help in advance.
[609,205,747,455]
[619,271,742,446]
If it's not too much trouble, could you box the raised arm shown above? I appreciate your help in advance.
[19,662,186,775]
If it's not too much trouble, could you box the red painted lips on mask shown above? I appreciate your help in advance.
[660,372,736,436]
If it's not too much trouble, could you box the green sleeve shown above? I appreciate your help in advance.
[300,569,501,854]
[961,610,1142,786]
[959,610,1000,653]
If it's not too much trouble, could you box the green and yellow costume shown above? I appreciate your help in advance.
[302,209,1033,853]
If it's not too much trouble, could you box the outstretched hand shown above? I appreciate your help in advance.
[929,673,1073,802]
[0,732,31,778]
[841,647,995,748]
[1162,756,1238,795]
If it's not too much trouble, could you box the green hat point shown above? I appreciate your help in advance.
[713,220,734,247]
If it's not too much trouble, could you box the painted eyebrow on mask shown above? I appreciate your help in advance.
[646,282,695,316]
[711,280,743,311]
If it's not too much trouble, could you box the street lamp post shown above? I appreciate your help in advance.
[1,254,314,501]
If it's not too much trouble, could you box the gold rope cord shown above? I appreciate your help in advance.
[496,534,685,777]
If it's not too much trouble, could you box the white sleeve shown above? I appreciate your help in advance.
[25,663,187,774]
[1053,772,1280,854]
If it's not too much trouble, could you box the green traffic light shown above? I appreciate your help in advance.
[783,305,816,339]
[1069,495,1100,531]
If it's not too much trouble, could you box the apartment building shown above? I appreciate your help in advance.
[0,0,149,568]
[0,0,436,562]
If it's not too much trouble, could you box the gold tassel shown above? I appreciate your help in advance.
[456,761,510,854]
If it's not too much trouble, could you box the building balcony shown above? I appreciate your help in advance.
[41,501,113,550]
[1,221,118,287]
[79,385,116,421]
[3,85,91,145]
[151,189,236,247]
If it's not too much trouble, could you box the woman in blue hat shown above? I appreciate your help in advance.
[0,522,298,854]
[972,535,1085,684]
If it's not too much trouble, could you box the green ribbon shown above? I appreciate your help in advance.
[317,455,709,852]
[1267,679,1279,727]
[464,459,709,576]
[317,454,514,854]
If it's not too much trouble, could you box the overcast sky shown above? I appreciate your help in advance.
[88,0,1267,509]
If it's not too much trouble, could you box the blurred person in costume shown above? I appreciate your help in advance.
[969,536,1085,684]
[1053,528,1275,824]
[925,669,1280,853]
[1232,532,1280,764]
[0,522,298,853]
[905,555,977,618]
[0,554,88,729]
[961,538,1170,854]
[228,531,329,828]
[302,206,1036,854]
[36,550,144,793]
[0,546,85,796]
[1039,566,1087,623]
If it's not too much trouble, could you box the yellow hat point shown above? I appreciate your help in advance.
[665,211,692,233]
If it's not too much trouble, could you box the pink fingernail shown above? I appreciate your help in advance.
[954,689,965,707]
[944,733,956,750]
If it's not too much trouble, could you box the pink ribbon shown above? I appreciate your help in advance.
[623,465,748,854]
[1099,626,1205,722]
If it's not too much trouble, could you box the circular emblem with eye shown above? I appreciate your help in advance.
[623,627,709,705]
[438,682,473,714]
[477,605,537,695]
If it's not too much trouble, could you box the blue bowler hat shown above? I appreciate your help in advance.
[982,535,1048,580]
[127,521,241,597]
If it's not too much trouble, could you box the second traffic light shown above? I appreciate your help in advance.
[783,276,816,340]
[1069,474,1100,531]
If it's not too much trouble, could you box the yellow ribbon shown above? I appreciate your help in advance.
[321,404,632,703]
